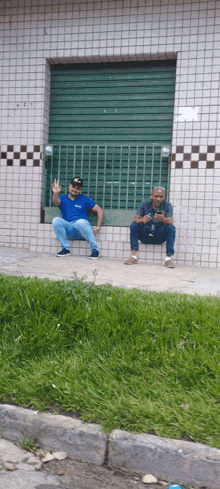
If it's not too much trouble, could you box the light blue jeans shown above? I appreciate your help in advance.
[52,217,98,251]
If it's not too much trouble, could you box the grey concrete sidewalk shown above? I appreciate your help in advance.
[0,438,61,489]
[0,246,220,296]
[0,405,220,488]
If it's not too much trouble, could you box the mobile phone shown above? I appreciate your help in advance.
[156,210,163,214]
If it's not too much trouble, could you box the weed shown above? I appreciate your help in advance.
[92,268,98,284]
[20,436,39,452]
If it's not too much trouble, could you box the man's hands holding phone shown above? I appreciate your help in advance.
[142,211,165,223]
[155,210,165,222]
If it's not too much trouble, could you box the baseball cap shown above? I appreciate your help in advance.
[70,177,83,187]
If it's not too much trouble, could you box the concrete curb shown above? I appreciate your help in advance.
[0,404,220,488]
[0,404,106,466]
[109,429,220,488]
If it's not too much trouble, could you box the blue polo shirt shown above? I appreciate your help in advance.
[59,193,96,222]
[136,199,173,231]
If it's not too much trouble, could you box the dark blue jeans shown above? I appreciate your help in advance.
[130,222,175,256]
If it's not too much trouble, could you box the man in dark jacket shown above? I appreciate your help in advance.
[124,186,175,267]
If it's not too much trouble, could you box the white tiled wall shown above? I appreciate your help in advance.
[0,0,220,267]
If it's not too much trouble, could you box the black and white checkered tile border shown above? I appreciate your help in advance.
[1,144,220,169]
[0,145,42,167]
[172,145,220,169]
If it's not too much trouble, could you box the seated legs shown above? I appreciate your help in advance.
[52,217,98,251]
[130,222,175,256]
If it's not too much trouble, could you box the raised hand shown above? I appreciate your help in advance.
[52,178,62,194]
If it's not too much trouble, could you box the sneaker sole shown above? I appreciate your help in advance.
[56,254,71,257]
[89,255,100,260]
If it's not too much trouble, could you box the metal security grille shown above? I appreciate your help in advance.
[43,143,170,211]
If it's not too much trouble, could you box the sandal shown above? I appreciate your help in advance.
[165,259,175,268]
[124,255,138,265]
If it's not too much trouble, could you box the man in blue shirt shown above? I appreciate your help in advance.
[52,177,103,259]
[124,186,176,267]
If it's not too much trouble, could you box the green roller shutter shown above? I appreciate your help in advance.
[44,61,176,223]
[49,61,176,145]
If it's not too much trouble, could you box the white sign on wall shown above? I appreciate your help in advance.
[177,107,199,122]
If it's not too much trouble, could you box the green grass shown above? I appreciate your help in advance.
[0,274,220,447]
